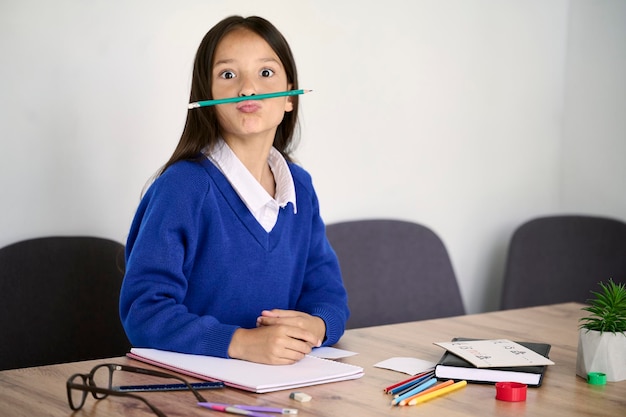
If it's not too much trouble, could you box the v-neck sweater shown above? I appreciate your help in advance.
[119,156,349,358]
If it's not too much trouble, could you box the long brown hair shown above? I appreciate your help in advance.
[158,16,300,176]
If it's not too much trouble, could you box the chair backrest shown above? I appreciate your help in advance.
[326,219,465,328]
[0,236,131,370]
[500,215,626,310]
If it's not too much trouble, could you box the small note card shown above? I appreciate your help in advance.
[374,357,437,375]
[434,339,555,368]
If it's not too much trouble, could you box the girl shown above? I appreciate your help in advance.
[119,16,349,365]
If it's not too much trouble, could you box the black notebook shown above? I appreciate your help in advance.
[434,338,552,387]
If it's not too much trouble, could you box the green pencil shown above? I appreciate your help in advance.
[188,89,311,109]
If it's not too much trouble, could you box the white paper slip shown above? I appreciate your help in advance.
[434,339,555,368]
[310,346,358,359]
[374,357,436,375]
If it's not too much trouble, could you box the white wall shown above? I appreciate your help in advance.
[1,0,624,314]
[560,0,626,217]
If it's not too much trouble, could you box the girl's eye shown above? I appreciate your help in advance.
[220,70,236,79]
[260,68,274,77]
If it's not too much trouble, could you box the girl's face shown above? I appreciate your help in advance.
[211,28,293,143]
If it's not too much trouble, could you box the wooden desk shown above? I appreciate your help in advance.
[1,302,623,416]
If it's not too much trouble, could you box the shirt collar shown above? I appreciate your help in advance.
[206,140,297,214]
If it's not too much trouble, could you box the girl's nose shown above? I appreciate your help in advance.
[238,76,256,97]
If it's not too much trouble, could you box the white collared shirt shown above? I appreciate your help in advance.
[205,140,297,232]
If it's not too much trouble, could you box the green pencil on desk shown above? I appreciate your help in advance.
[188,89,312,109]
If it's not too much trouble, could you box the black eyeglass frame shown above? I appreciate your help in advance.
[66,363,207,417]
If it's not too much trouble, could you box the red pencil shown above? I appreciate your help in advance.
[384,370,434,393]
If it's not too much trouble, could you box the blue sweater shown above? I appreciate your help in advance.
[119,156,349,358]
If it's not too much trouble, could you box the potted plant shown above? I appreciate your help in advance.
[576,279,626,382]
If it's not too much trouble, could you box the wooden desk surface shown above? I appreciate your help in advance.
[1,302,624,417]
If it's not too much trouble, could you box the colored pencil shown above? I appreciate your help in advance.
[198,402,273,417]
[198,402,297,415]
[391,377,437,406]
[188,89,311,109]
[398,379,455,406]
[388,372,434,396]
[407,380,468,406]
[384,370,433,393]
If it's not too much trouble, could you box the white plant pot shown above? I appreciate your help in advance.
[576,329,626,382]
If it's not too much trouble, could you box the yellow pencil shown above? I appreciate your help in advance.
[407,380,467,406]
[398,380,455,406]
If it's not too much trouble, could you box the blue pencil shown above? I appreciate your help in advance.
[391,377,438,406]
[389,372,434,396]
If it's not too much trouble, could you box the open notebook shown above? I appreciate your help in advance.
[128,348,364,393]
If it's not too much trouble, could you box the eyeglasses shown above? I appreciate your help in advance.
[66,363,207,417]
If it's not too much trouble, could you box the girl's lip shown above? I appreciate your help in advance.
[236,100,261,112]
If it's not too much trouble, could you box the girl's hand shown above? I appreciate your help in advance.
[226,309,326,365]
[227,322,319,365]
[257,309,326,345]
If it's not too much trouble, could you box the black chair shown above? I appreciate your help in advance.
[0,236,131,370]
[500,215,626,310]
[326,219,465,328]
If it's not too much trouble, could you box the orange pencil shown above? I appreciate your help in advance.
[398,380,455,406]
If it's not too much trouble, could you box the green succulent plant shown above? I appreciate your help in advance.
[579,279,626,333]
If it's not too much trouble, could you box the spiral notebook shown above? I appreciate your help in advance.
[128,348,364,393]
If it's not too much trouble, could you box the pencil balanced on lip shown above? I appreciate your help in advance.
[188,89,312,109]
